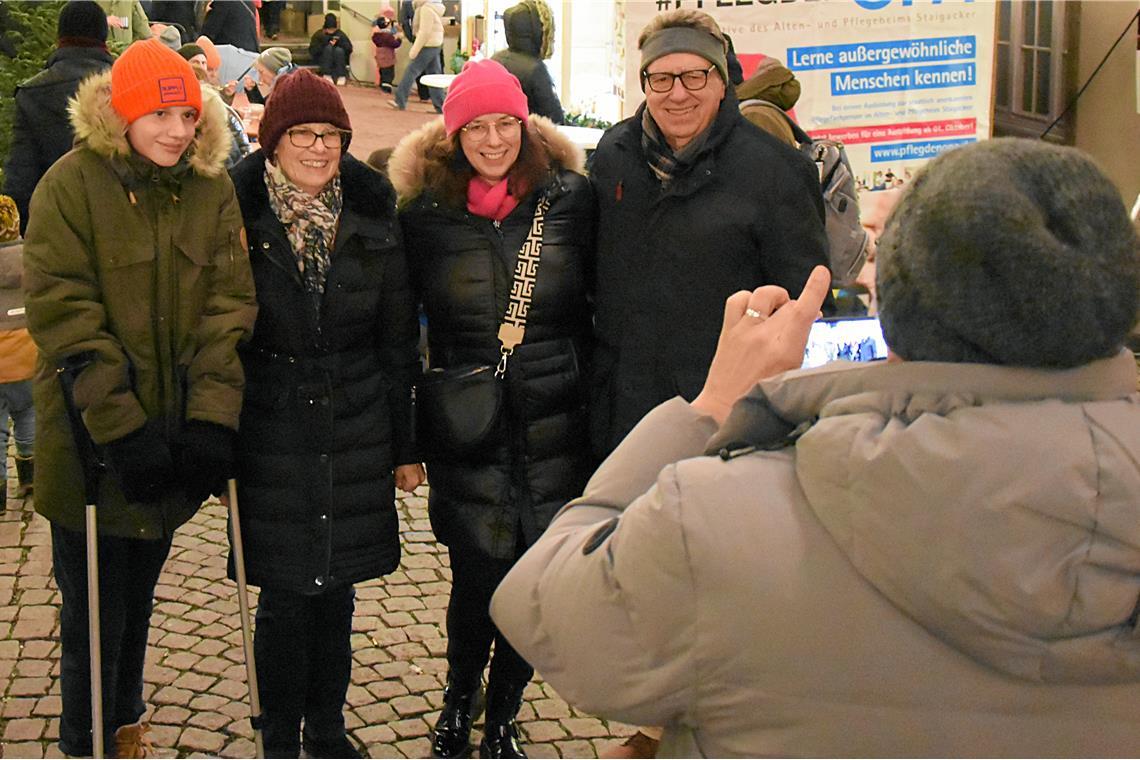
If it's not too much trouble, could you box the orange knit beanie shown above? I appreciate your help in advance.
[196,35,222,71]
[111,39,202,124]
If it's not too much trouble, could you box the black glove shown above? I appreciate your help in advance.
[178,421,237,504]
[104,426,176,504]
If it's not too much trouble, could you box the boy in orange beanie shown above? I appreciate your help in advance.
[23,37,255,758]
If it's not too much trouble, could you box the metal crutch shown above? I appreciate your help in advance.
[227,478,264,758]
[57,354,106,759]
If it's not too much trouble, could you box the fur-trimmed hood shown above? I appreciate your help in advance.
[388,114,583,208]
[68,70,233,177]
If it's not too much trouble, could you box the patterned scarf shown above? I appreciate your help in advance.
[264,160,342,295]
[640,107,713,186]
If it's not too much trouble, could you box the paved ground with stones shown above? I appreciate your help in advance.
[0,480,636,758]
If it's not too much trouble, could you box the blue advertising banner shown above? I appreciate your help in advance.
[622,0,997,190]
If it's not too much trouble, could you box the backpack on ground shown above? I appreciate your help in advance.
[740,99,869,287]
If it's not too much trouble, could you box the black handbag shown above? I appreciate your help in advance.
[415,364,501,458]
[415,196,552,460]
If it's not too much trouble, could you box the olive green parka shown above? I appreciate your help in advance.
[24,71,257,539]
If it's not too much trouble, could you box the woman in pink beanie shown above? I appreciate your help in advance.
[388,59,594,759]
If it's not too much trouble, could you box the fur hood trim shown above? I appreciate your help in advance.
[69,70,233,177]
[388,114,583,206]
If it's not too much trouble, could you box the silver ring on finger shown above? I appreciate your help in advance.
[745,308,764,319]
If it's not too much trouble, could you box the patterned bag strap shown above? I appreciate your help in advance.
[495,195,552,378]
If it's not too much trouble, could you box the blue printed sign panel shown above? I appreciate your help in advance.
[622,0,996,187]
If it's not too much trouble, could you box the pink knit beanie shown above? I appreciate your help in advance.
[443,60,529,137]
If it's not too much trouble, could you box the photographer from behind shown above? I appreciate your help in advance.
[491,138,1140,758]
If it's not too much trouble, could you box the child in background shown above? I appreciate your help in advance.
[372,13,401,93]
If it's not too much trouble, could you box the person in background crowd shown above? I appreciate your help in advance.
[23,39,256,758]
[310,13,353,86]
[372,13,402,94]
[152,21,181,50]
[389,59,595,759]
[492,0,563,123]
[852,186,903,315]
[200,0,258,54]
[723,33,743,86]
[366,147,394,175]
[390,0,445,112]
[735,55,801,148]
[3,1,114,236]
[491,137,1140,757]
[243,46,293,105]
[178,42,251,168]
[587,9,829,461]
[228,69,423,759]
[96,0,149,53]
[397,0,432,102]
[145,0,197,41]
[260,0,282,40]
[0,196,36,510]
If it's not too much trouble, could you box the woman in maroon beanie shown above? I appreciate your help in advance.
[228,68,423,758]
[389,59,594,759]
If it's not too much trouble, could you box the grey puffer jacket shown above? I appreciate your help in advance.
[493,352,1140,757]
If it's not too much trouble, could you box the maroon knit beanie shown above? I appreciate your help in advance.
[258,68,352,157]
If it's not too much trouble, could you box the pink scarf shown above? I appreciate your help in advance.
[466,177,519,221]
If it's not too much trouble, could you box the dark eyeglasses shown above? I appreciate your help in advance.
[642,65,717,93]
[286,128,351,149]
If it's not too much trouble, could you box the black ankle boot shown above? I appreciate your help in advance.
[478,720,526,759]
[478,681,527,759]
[431,679,484,758]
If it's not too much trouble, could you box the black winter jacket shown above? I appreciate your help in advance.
[309,28,354,64]
[2,46,115,234]
[389,116,594,559]
[492,3,562,124]
[229,152,420,593]
[588,92,831,458]
[200,0,259,53]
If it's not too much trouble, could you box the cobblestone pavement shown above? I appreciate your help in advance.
[0,484,635,758]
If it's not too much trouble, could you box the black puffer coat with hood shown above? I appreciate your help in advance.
[492,1,563,124]
[389,115,593,559]
[229,151,420,593]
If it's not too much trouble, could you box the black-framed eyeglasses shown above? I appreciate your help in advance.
[642,65,717,93]
[460,117,523,142]
[286,127,351,149]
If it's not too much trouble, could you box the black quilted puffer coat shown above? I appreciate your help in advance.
[389,115,594,559]
[229,151,420,592]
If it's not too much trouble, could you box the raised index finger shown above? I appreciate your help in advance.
[793,266,831,318]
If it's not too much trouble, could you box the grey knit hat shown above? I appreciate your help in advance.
[876,138,1139,368]
[257,46,292,74]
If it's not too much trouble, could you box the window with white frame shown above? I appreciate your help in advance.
[994,0,1077,142]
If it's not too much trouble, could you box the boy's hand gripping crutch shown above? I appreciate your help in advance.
[226,479,264,757]
[56,353,106,759]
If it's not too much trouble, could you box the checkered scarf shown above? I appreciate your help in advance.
[639,107,712,186]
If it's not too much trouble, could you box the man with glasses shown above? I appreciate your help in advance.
[587,9,830,462]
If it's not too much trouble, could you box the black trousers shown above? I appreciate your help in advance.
[52,523,172,757]
[445,543,533,694]
[255,583,355,758]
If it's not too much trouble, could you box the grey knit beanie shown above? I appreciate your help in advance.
[876,138,1139,368]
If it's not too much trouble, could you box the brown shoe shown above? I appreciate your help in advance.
[114,722,152,758]
[600,731,660,759]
